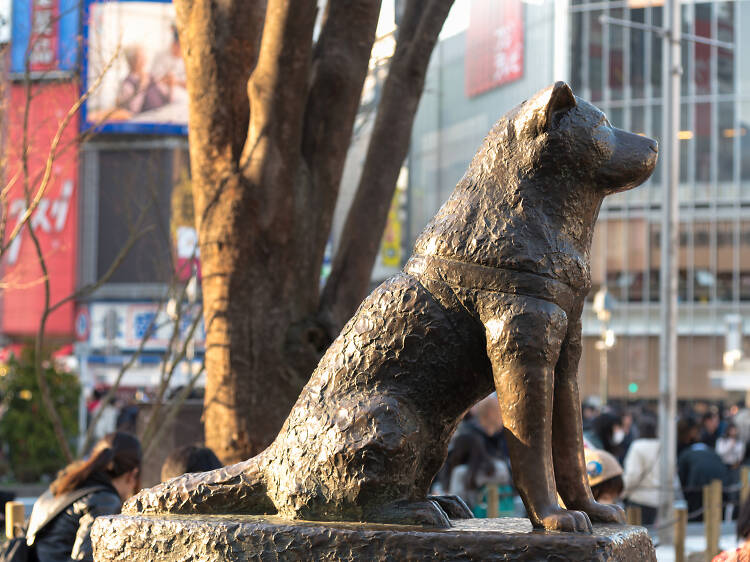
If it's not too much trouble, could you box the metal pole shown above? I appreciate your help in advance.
[658,0,681,546]
[76,343,90,455]
[553,0,570,82]
[599,347,608,407]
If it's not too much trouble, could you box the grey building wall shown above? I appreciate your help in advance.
[331,2,556,287]
[407,2,557,248]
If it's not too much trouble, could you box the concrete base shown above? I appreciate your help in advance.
[92,514,656,561]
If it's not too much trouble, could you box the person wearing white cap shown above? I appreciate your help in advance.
[584,448,624,505]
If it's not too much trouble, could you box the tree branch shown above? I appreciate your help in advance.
[140,297,203,448]
[142,361,205,459]
[1,47,120,260]
[297,0,382,291]
[319,0,454,333]
[174,0,264,202]
[28,222,74,461]
[240,0,318,231]
[47,208,154,316]
[80,307,161,454]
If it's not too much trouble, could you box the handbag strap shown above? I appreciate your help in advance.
[27,485,111,543]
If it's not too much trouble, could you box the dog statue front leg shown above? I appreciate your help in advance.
[552,312,626,525]
[482,294,591,533]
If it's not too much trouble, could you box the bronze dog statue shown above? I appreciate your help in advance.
[125,82,657,533]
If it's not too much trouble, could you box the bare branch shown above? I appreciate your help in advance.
[47,210,153,316]
[80,308,162,454]
[142,361,205,459]
[140,297,203,447]
[27,222,74,461]
[0,47,121,260]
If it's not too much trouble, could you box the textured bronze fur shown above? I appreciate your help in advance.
[125,82,657,532]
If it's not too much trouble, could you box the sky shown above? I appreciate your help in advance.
[377,0,472,39]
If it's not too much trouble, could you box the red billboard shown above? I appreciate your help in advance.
[465,0,524,98]
[2,82,79,335]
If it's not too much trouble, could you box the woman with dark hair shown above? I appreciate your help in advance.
[161,445,222,481]
[25,432,141,561]
[586,412,626,462]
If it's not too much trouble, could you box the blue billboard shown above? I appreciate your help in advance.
[10,0,79,73]
[81,0,187,135]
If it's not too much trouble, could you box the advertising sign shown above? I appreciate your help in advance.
[75,305,90,341]
[465,0,524,98]
[0,0,11,44]
[82,0,188,135]
[88,301,205,352]
[2,82,79,335]
[175,226,200,281]
[10,0,79,73]
[170,157,200,281]
[380,188,404,269]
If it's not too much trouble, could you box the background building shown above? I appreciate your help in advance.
[1,0,202,396]
[7,0,750,405]
[402,0,750,402]
[571,0,750,401]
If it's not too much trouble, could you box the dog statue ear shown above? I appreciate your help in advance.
[542,81,577,131]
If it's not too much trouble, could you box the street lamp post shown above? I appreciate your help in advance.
[593,287,616,407]
[601,0,734,545]
[657,0,681,545]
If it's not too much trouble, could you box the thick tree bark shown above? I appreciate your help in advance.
[180,0,451,462]
[176,0,269,462]
[178,0,381,462]
[318,0,455,333]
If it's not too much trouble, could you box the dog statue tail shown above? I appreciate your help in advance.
[123,451,275,516]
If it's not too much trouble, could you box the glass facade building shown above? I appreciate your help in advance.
[404,0,750,401]
[571,0,750,400]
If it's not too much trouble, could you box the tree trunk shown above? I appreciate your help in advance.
[179,0,382,462]
[200,215,317,461]
[179,0,452,462]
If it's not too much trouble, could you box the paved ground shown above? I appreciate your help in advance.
[654,522,738,561]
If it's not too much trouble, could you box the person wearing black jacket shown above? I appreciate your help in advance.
[26,432,141,561]
[678,439,728,521]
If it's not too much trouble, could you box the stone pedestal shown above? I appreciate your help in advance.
[93,514,655,561]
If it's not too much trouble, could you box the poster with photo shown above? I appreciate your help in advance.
[465,0,524,98]
[83,0,187,134]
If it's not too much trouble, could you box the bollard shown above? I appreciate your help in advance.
[626,505,642,526]
[703,479,722,562]
[486,486,500,518]
[713,479,723,551]
[674,502,687,562]
[742,466,750,505]
[5,501,24,539]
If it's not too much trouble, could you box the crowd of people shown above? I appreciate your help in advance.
[431,394,750,534]
[9,394,750,560]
